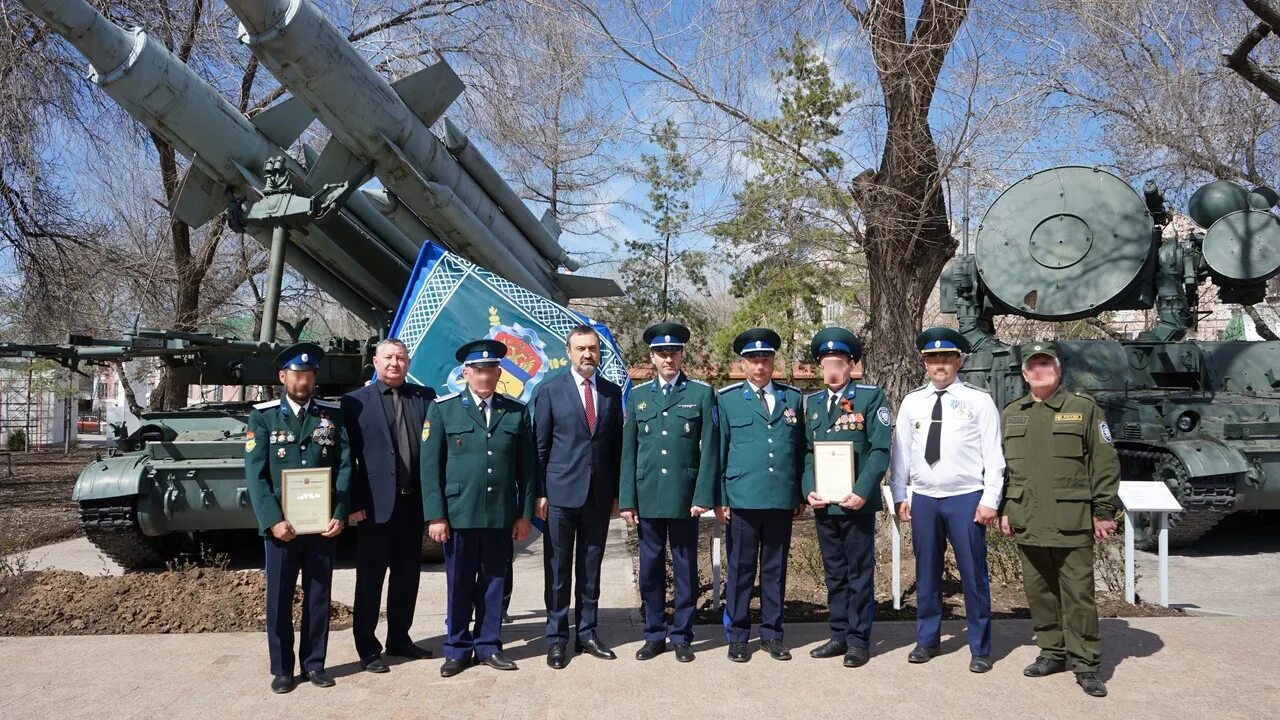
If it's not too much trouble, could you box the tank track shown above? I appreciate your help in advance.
[78,499,179,570]
[1118,448,1235,550]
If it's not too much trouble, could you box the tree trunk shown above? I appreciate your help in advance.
[849,0,968,406]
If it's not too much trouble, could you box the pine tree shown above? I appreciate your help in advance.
[607,120,709,364]
[710,36,861,378]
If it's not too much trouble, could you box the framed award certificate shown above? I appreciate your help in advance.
[812,441,855,502]
[281,468,332,535]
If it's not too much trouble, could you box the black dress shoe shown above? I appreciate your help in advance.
[305,670,335,688]
[969,655,993,673]
[760,639,792,661]
[809,639,848,659]
[727,642,751,663]
[1023,656,1068,677]
[575,636,617,659]
[481,653,518,671]
[635,640,666,661]
[843,647,870,668]
[440,657,471,678]
[907,645,940,664]
[386,644,433,660]
[674,643,695,663]
[1076,672,1108,697]
[360,656,389,674]
[270,675,295,694]
[547,643,569,669]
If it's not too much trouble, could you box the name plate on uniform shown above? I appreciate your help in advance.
[813,441,855,502]
[281,468,333,535]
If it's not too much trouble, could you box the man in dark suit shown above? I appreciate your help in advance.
[534,324,624,669]
[244,343,350,693]
[342,338,436,673]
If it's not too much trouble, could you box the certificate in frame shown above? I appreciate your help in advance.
[812,441,855,502]
[280,467,333,535]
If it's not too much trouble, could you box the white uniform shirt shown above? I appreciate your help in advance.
[571,366,599,414]
[470,390,494,425]
[744,379,777,414]
[889,378,1005,509]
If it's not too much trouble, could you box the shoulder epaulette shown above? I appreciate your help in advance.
[910,383,930,394]
[718,382,743,394]
[962,382,990,394]
[313,398,340,409]
[253,399,281,410]
[805,389,825,399]
[434,392,461,403]
[686,378,711,387]
[501,393,525,406]
[856,383,879,390]
[775,382,800,392]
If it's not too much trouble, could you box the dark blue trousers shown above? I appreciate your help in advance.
[725,508,792,644]
[637,517,699,644]
[815,512,877,649]
[543,502,610,643]
[911,490,992,656]
[443,527,509,661]
[263,533,335,676]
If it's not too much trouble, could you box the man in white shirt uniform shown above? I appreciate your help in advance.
[889,326,1005,673]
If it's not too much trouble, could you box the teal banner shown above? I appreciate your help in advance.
[389,242,631,403]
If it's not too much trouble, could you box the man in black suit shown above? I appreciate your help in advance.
[342,338,436,673]
[534,324,624,669]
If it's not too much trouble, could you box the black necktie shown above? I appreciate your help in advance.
[391,387,412,486]
[663,383,672,397]
[925,390,945,466]
[756,388,767,409]
[828,393,840,419]
[479,398,489,425]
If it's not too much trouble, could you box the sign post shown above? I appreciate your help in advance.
[1117,480,1183,607]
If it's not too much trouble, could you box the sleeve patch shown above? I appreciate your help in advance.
[244,431,256,453]
[877,406,892,426]
[422,420,431,441]
[1100,421,1112,444]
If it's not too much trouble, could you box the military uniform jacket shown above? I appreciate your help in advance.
[619,374,719,517]
[1000,386,1121,547]
[718,381,805,510]
[420,392,537,530]
[244,397,353,535]
[802,383,892,515]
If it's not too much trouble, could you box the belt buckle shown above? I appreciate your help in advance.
[398,486,415,496]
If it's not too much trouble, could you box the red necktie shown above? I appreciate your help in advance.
[582,378,596,434]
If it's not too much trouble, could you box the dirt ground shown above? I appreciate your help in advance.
[0,567,354,636]
[625,514,1182,623]
[0,448,94,554]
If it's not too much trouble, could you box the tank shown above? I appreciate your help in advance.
[943,166,1280,550]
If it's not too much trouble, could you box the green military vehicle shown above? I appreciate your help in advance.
[942,165,1280,549]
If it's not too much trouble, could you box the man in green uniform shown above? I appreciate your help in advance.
[619,322,719,663]
[802,327,891,668]
[244,342,351,693]
[718,327,806,663]
[422,339,536,677]
[999,342,1120,698]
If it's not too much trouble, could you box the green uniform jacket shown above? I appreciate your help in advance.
[420,392,536,529]
[718,381,805,510]
[1000,386,1121,547]
[244,397,352,535]
[802,383,892,515]
[619,374,719,517]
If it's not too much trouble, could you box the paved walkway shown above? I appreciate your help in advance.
[3,519,1279,719]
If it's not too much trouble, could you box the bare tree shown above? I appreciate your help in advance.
[551,0,1074,400]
